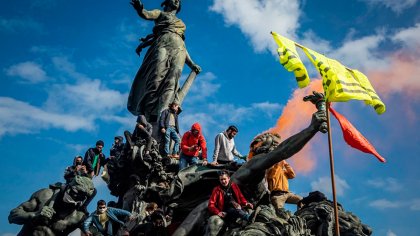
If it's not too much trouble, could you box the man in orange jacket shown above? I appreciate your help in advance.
[266,160,302,210]
[179,123,208,170]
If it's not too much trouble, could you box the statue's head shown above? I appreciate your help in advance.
[62,176,95,206]
[248,133,282,158]
[161,0,181,13]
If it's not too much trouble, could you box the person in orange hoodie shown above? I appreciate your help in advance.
[266,160,302,211]
[179,123,208,169]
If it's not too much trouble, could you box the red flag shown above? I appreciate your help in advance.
[329,106,386,163]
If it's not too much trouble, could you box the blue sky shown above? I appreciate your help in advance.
[1,0,419,235]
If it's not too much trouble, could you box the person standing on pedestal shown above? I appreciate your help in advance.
[159,102,181,158]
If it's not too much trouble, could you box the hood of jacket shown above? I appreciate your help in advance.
[73,155,83,166]
[191,122,202,134]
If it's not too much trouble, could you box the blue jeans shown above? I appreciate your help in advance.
[164,127,180,155]
[179,153,198,170]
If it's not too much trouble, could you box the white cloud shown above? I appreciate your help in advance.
[361,0,417,14]
[179,102,280,138]
[392,23,420,52]
[5,61,48,83]
[0,56,128,138]
[209,0,419,80]
[409,199,420,211]
[52,56,90,81]
[0,17,43,33]
[188,72,221,101]
[369,199,403,209]
[44,79,127,115]
[210,0,302,53]
[0,97,94,137]
[387,230,398,236]
[179,112,218,136]
[208,101,282,123]
[250,102,282,117]
[368,198,420,211]
[331,33,388,70]
[366,178,403,192]
[310,175,350,196]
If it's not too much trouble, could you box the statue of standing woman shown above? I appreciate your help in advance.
[127,0,202,122]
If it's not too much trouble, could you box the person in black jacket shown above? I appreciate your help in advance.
[64,155,89,183]
[159,102,181,158]
[133,115,153,155]
[110,136,124,159]
[83,140,107,177]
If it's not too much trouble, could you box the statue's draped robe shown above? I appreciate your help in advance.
[128,12,187,121]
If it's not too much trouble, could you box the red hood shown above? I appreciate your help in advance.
[191,122,202,134]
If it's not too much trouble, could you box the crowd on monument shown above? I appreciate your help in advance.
[7,0,335,235]
[9,97,307,235]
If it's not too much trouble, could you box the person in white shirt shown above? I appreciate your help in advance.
[211,125,246,165]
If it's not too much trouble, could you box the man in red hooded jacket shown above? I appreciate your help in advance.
[179,123,208,170]
[207,170,253,235]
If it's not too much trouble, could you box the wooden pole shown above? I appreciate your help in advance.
[270,32,341,234]
[326,102,340,236]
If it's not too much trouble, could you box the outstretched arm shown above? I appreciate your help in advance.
[253,110,326,171]
[130,0,161,20]
[232,110,327,184]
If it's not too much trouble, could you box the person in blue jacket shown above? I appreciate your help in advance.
[83,199,134,236]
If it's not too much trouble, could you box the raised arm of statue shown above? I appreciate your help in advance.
[130,0,161,20]
[260,110,327,169]
[232,110,327,185]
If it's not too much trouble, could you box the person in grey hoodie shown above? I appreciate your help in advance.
[211,125,246,165]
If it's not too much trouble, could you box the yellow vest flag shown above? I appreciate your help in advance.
[271,32,310,88]
[302,47,386,114]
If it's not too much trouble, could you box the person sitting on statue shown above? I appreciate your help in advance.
[110,136,124,159]
[266,160,302,211]
[159,102,181,158]
[64,155,88,183]
[83,140,108,177]
[127,0,202,123]
[83,200,134,236]
[131,209,168,236]
[179,122,208,169]
[207,170,253,235]
[132,115,153,156]
[211,125,246,165]
[8,176,95,235]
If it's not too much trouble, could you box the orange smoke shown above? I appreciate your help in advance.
[368,49,420,123]
[368,51,420,100]
[267,79,323,174]
[266,47,420,173]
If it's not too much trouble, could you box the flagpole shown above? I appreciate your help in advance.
[326,102,341,236]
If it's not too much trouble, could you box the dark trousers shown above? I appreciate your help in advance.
[225,207,249,222]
